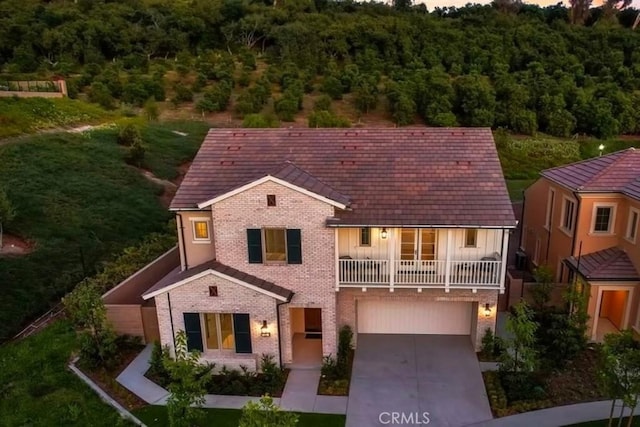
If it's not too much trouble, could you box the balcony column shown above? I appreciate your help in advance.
[335,228,340,291]
[445,229,452,292]
[389,228,395,292]
[499,229,509,294]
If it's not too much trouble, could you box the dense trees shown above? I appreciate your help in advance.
[2,0,640,136]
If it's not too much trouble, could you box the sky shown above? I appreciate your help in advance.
[419,0,638,9]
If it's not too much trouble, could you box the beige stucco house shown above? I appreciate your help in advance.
[521,148,640,341]
[112,128,516,370]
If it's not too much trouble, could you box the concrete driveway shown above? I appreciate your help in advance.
[346,334,493,427]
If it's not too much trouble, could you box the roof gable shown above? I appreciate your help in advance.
[142,260,293,301]
[565,247,640,282]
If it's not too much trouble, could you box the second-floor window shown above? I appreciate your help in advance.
[545,189,555,229]
[360,228,371,246]
[247,228,302,264]
[192,219,210,242]
[592,205,615,234]
[561,198,576,233]
[465,229,477,247]
[627,209,639,242]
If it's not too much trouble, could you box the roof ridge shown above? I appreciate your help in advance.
[542,148,627,177]
[596,247,625,271]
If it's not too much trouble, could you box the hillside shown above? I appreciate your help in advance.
[2,0,640,137]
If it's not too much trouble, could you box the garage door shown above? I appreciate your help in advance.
[357,300,472,335]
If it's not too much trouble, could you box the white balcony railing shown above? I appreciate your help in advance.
[338,258,502,289]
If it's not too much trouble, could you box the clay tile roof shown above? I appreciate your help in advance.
[171,128,516,228]
[565,247,640,281]
[143,260,294,300]
[542,148,640,200]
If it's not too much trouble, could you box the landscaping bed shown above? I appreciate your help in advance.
[76,336,147,411]
[318,326,354,396]
[146,350,289,398]
[318,349,354,396]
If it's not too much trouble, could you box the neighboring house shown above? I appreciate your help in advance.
[521,148,640,341]
[114,128,516,370]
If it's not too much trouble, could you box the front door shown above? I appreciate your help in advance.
[304,308,322,335]
[400,229,436,270]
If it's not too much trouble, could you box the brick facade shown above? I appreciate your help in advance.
[336,288,498,351]
[155,274,279,371]
[210,181,337,364]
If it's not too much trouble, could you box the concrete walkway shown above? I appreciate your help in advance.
[280,369,348,414]
[466,400,632,427]
[117,344,346,414]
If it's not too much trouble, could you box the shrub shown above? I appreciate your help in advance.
[197,81,233,113]
[171,83,193,105]
[483,371,507,413]
[530,265,554,310]
[125,139,146,167]
[313,95,332,111]
[499,372,546,403]
[239,395,298,427]
[308,110,350,128]
[274,96,298,121]
[117,124,141,147]
[321,355,340,381]
[481,328,499,360]
[144,98,159,121]
[237,71,251,88]
[499,302,538,374]
[89,82,116,110]
[242,113,278,128]
[321,76,344,100]
[148,341,169,382]
[534,308,587,368]
[337,325,353,369]
[260,354,285,390]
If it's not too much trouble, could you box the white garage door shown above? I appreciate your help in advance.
[357,300,473,335]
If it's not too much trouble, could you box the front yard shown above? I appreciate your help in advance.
[133,406,345,427]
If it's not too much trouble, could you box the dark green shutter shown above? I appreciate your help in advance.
[233,314,252,354]
[183,313,203,352]
[286,229,302,264]
[247,229,263,263]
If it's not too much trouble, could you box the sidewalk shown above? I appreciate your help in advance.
[465,400,632,427]
[116,344,346,414]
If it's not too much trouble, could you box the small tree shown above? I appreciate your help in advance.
[144,98,159,121]
[239,395,299,427]
[499,302,538,373]
[63,281,117,368]
[0,188,16,249]
[164,331,209,427]
[530,265,554,310]
[600,331,640,427]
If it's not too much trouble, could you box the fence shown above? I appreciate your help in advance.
[0,80,67,98]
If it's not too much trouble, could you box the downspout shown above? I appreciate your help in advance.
[276,295,294,369]
[167,293,176,350]
[544,191,555,264]
[570,191,582,257]
[518,190,526,250]
[176,212,189,270]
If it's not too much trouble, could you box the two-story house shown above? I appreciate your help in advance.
[521,148,640,341]
[133,128,516,370]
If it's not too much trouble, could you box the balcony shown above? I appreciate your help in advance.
[335,227,509,292]
[338,258,503,290]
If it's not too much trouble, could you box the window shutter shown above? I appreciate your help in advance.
[233,314,252,354]
[247,229,263,263]
[286,229,302,264]
[183,313,203,352]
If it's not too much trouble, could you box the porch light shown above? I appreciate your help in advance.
[484,303,492,318]
[380,228,388,239]
[598,144,605,156]
[261,320,271,337]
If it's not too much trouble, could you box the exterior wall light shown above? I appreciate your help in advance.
[380,228,388,239]
[261,320,271,337]
[484,303,492,317]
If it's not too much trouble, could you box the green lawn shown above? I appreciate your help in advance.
[565,416,640,426]
[0,97,113,138]
[0,320,134,427]
[506,179,535,201]
[133,405,346,427]
[0,121,209,341]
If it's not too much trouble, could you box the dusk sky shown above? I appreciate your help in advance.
[421,0,638,9]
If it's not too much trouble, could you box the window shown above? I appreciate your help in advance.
[591,204,616,234]
[264,228,286,261]
[204,313,234,350]
[267,194,276,207]
[192,219,210,241]
[465,229,478,247]
[627,209,639,242]
[561,198,576,233]
[545,189,555,229]
[183,313,253,354]
[246,228,302,264]
[359,228,371,246]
